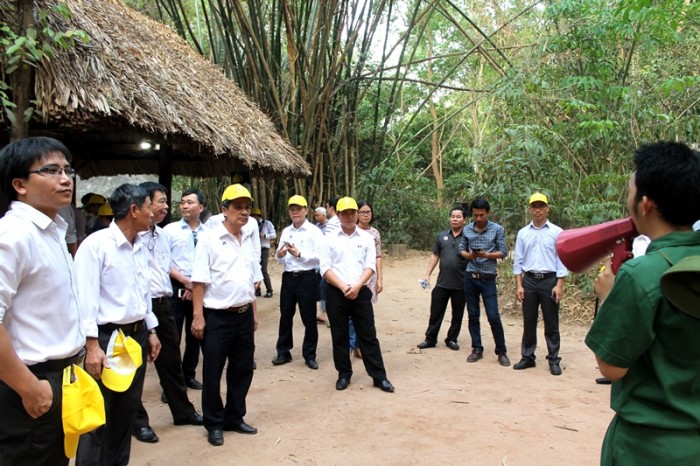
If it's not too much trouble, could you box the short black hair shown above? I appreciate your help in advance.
[182,188,206,207]
[470,197,490,213]
[139,181,168,201]
[357,200,374,223]
[0,137,72,217]
[328,196,341,210]
[450,204,466,217]
[634,141,700,226]
[110,184,149,221]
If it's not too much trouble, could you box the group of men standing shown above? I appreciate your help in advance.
[417,193,567,376]
[2,136,698,465]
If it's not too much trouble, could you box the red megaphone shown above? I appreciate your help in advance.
[556,218,638,274]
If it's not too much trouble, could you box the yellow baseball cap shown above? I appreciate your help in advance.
[251,207,262,215]
[336,197,358,212]
[87,194,106,206]
[62,364,105,458]
[101,329,143,393]
[221,184,253,203]
[529,192,549,205]
[97,204,113,217]
[288,195,308,207]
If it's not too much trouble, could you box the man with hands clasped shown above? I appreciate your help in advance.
[272,195,324,370]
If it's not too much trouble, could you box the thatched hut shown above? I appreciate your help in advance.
[1,0,309,180]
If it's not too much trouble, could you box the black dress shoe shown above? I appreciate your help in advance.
[271,355,292,366]
[550,363,562,376]
[497,353,511,367]
[160,392,168,403]
[445,340,459,351]
[207,429,224,446]
[373,379,395,393]
[416,340,436,349]
[186,378,203,390]
[223,421,257,435]
[264,291,273,298]
[174,411,204,426]
[335,377,350,390]
[133,426,159,443]
[466,348,483,363]
[305,359,319,370]
[513,357,536,370]
[595,377,612,385]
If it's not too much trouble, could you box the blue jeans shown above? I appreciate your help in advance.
[464,275,507,355]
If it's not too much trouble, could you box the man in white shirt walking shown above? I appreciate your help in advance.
[251,207,276,298]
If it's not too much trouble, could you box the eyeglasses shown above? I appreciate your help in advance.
[28,165,76,177]
[358,210,372,215]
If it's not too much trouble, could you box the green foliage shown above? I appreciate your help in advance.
[1,3,89,125]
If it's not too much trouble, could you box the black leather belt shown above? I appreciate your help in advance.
[469,272,496,280]
[28,348,85,373]
[224,303,251,314]
[98,319,145,336]
[525,271,556,280]
[284,269,317,277]
[153,296,169,304]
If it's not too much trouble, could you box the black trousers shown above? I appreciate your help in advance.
[201,307,255,431]
[134,298,196,429]
[276,271,319,361]
[520,274,561,364]
[260,247,272,293]
[76,325,148,466]
[423,285,466,344]
[170,286,201,381]
[326,285,387,381]
[0,365,68,465]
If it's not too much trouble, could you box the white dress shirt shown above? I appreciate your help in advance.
[276,219,325,272]
[259,219,277,249]
[190,222,260,309]
[75,222,157,338]
[324,215,340,235]
[141,226,173,298]
[163,218,206,278]
[513,220,568,278]
[0,201,84,365]
[320,226,376,284]
[206,214,262,265]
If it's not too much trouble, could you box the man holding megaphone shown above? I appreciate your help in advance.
[585,142,700,465]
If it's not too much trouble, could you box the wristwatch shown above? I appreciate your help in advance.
[148,329,157,335]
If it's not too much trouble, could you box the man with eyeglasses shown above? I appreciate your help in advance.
[320,197,394,393]
[132,183,203,444]
[190,184,261,446]
[0,137,88,465]
[74,184,161,466]
[163,188,207,390]
[512,193,568,376]
[272,195,325,370]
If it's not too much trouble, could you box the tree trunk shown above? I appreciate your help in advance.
[9,0,34,141]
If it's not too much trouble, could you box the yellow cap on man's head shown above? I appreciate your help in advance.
[336,197,358,212]
[221,184,253,203]
[251,208,262,216]
[97,204,113,217]
[288,195,308,208]
[529,192,548,205]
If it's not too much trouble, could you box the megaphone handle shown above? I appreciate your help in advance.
[611,240,634,274]
[594,297,600,319]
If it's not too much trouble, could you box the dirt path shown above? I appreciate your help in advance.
[131,252,612,465]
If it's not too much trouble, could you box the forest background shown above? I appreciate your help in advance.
[2,0,699,248]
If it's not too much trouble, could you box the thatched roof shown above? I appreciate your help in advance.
[7,0,309,179]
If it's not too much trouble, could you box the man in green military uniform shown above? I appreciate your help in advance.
[587,141,700,465]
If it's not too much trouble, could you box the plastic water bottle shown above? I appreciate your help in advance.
[418,279,431,291]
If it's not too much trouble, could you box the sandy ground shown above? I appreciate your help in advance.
[130,252,613,466]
